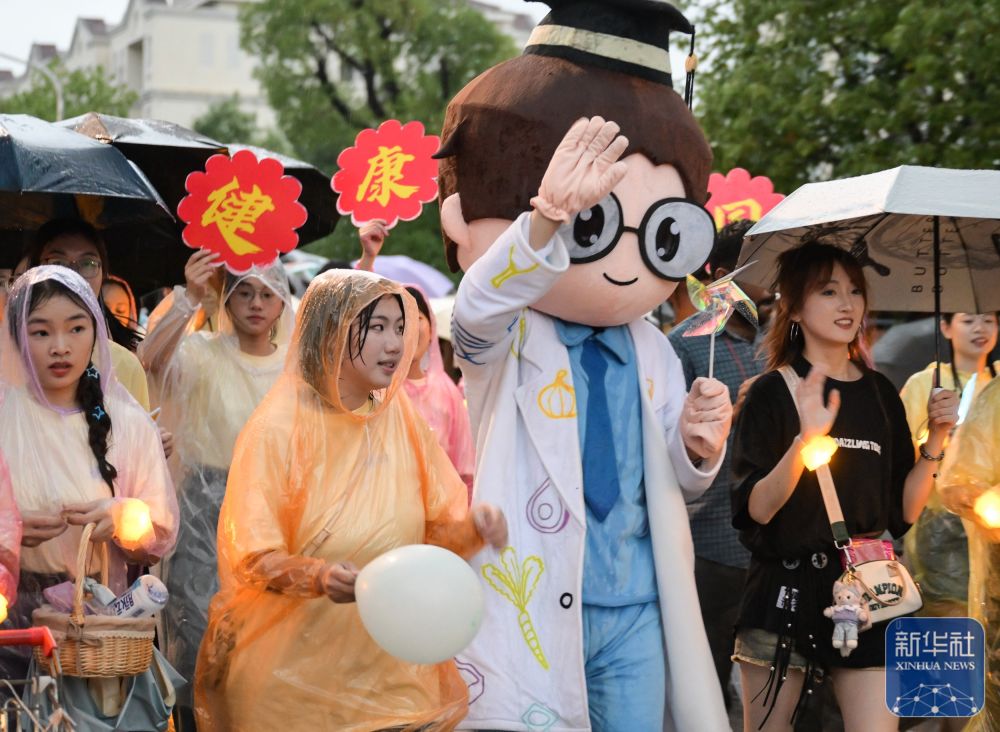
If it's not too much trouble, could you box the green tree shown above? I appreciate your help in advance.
[0,63,137,120]
[193,94,256,144]
[240,0,518,270]
[696,0,1000,194]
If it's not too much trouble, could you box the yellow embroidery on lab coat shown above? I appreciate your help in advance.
[491,245,540,289]
[538,370,576,419]
[510,316,527,359]
[647,378,655,400]
[482,547,549,670]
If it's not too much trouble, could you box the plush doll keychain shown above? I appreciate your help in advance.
[824,577,871,657]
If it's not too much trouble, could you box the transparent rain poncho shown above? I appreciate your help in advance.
[403,284,475,497]
[940,378,1000,731]
[0,266,178,669]
[137,260,293,711]
[900,362,995,615]
[0,451,21,611]
[194,270,483,732]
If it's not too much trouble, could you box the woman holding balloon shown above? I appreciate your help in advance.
[194,269,506,731]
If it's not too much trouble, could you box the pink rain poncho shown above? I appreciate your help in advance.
[403,286,475,496]
[0,266,178,675]
[0,452,21,614]
[137,261,294,713]
[194,270,485,731]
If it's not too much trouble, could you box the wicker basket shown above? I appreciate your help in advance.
[32,523,155,677]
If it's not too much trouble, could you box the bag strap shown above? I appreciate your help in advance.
[777,366,851,548]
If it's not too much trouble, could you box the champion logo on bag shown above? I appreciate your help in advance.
[867,582,903,610]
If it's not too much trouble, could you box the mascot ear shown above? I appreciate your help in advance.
[441,193,471,251]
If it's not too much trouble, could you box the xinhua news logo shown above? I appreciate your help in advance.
[885,617,986,718]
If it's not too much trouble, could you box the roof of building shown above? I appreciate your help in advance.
[79,18,109,35]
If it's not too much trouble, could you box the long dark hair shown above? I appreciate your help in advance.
[30,219,142,352]
[12,279,117,491]
[762,242,872,372]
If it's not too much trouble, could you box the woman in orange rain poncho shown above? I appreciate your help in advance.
[194,269,507,732]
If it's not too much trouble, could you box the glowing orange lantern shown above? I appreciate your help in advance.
[113,498,154,551]
[974,489,1000,529]
[0,594,7,624]
[801,435,839,471]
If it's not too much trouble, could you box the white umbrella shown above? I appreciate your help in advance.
[737,165,1000,371]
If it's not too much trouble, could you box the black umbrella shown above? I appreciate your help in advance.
[0,114,183,293]
[56,112,227,215]
[0,113,173,236]
[226,143,339,245]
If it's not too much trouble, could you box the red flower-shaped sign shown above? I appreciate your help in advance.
[178,150,308,272]
[332,119,440,228]
[705,167,785,230]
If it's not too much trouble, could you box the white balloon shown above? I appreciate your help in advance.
[355,544,484,664]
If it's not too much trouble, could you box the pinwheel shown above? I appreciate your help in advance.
[682,261,759,377]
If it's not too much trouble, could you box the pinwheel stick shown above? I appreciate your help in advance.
[709,331,716,380]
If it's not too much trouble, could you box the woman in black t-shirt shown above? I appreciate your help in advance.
[730,243,958,732]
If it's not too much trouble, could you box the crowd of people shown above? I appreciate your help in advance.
[0,87,997,732]
[0,197,996,732]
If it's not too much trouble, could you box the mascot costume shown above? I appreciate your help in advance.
[438,0,732,729]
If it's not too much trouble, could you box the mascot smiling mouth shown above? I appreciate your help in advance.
[603,273,639,286]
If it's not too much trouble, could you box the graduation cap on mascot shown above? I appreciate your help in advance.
[437,0,713,279]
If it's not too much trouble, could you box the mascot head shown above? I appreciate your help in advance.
[437,0,714,327]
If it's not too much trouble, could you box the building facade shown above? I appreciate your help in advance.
[0,0,534,129]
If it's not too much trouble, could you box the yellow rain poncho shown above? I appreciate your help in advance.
[137,262,294,714]
[900,361,996,616]
[940,378,1000,731]
[194,270,483,732]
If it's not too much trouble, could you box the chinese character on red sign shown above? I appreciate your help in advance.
[177,149,308,272]
[332,119,440,228]
[705,168,785,230]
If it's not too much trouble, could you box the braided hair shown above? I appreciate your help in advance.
[77,362,117,492]
[11,278,118,492]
